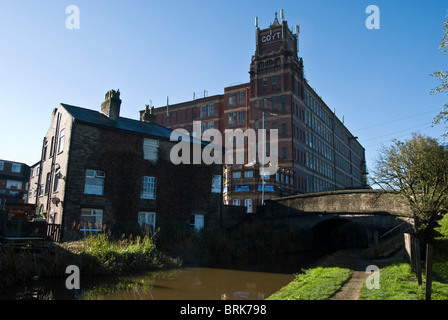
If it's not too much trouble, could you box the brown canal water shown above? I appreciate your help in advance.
[0,267,295,300]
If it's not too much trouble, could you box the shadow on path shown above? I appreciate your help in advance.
[312,248,403,300]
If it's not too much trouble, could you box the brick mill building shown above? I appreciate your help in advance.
[145,13,368,213]
[28,89,223,242]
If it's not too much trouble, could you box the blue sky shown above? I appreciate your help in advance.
[0,0,447,182]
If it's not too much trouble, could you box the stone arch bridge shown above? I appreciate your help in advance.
[260,189,413,250]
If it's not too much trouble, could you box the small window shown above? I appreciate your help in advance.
[11,163,21,173]
[232,199,240,206]
[138,212,156,233]
[53,169,61,192]
[49,136,55,157]
[201,105,208,118]
[42,140,48,160]
[238,91,246,105]
[141,176,156,199]
[244,199,253,213]
[237,111,245,125]
[58,129,65,153]
[6,180,22,189]
[272,75,277,84]
[229,93,236,107]
[209,104,215,117]
[211,175,222,193]
[229,112,236,127]
[232,171,241,179]
[44,172,51,194]
[272,97,277,110]
[84,169,105,195]
[80,208,103,232]
[244,171,253,178]
[190,214,204,231]
[143,138,159,162]
[281,96,287,112]
[0,162,3,170]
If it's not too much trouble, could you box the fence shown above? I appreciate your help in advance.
[46,223,62,242]
[404,233,434,300]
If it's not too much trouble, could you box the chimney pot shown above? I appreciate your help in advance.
[101,89,122,121]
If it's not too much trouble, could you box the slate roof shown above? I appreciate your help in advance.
[61,103,175,140]
[60,103,207,146]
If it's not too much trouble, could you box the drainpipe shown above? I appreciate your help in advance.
[46,112,61,213]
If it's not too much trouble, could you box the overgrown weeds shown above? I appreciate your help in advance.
[0,232,181,287]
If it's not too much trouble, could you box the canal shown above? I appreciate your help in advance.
[0,252,322,300]
[0,267,293,300]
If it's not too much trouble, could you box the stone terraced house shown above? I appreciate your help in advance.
[28,89,223,242]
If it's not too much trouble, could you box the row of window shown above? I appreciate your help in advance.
[254,95,287,111]
[84,169,222,197]
[307,175,335,193]
[229,91,246,107]
[263,75,280,87]
[228,110,246,127]
[306,152,335,181]
[84,169,157,199]
[232,198,253,213]
[5,180,26,190]
[31,168,63,198]
[254,120,288,134]
[80,209,205,233]
[200,104,216,118]
[0,162,22,173]
[305,109,333,145]
[304,91,332,129]
[200,121,215,134]
[230,170,294,185]
[306,132,334,162]
[42,129,65,161]
[258,58,281,69]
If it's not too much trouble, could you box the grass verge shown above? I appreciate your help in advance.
[267,267,352,300]
[359,262,448,300]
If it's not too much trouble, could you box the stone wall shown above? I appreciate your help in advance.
[263,189,411,219]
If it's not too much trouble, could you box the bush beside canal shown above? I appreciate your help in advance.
[0,233,181,287]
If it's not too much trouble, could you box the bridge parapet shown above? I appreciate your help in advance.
[262,189,411,219]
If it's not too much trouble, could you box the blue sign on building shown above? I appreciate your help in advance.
[234,185,250,192]
[258,185,274,192]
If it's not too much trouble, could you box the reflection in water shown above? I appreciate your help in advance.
[0,268,295,300]
[82,268,295,300]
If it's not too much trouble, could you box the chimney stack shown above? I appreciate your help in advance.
[101,89,122,121]
[140,104,156,123]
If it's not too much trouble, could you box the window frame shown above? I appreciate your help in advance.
[84,169,106,196]
[58,129,65,153]
[80,208,103,232]
[141,176,156,200]
[138,212,156,233]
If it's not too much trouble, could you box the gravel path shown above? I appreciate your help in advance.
[315,249,397,300]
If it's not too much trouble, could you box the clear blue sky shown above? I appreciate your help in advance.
[0,0,447,182]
